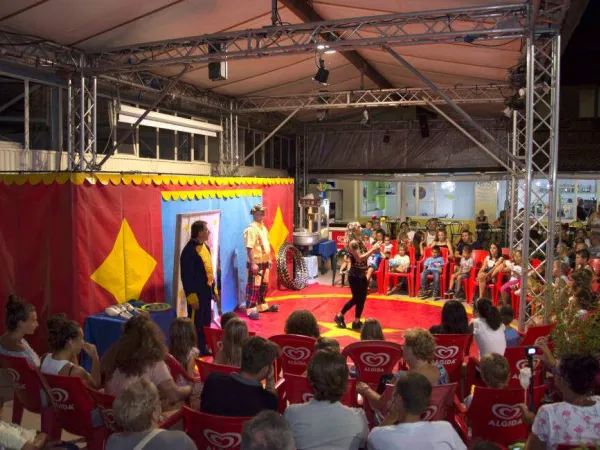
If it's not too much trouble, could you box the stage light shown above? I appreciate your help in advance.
[313,58,329,85]
[503,107,513,118]
[360,109,370,126]
[518,87,526,98]
[316,109,329,122]
[118,105,221,136]
[316,44,336,54]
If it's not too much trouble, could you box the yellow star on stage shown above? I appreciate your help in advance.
[318,322,403,339]
[91,219,157,304]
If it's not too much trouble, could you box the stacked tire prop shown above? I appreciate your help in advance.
[276,242,308,290]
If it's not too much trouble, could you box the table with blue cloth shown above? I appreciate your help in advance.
[81,308,176,371]
[312,239,338,285]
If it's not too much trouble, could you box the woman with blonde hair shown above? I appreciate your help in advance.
[214,318,248,367]
[334,222,382,331]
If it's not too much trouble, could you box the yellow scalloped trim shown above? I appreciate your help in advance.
[0,173,294,187]
[161,189,263,201]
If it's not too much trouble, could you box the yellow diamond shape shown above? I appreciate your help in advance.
[91,219,157,304]
[268,206,289,255]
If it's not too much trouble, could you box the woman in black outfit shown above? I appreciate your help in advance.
[429,300,470,335]
[334,222,382,330]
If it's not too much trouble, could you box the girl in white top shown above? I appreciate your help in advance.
[40,314,101,389]
[471,298,506,357]
[476,243,505,299]
[0,296,40,367]
[525,354,600,450]
[500,250,523,306]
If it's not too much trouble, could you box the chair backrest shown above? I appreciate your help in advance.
[203,326,256,356]
[42,372,97,437]
[2,354,46,414]
[530,258,543,269]
[342,341,404,386]
[471,250,488,269]
[468,385,546,446]
[268,334,316,376]
[164,353,202,384]
[589,258,600,276]
[432,334,472,384]
[501,248,511,260]
[195,359,240,381]
[520,323,555,346]
[377,382,458,421]
[86,387,121,433]
[284,373,357,407]
[503,346,544,388]
[182,406,250,450]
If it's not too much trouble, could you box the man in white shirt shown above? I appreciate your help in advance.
[368,372,466,450]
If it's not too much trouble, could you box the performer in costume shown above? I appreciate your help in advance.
[180,220,219,356]
[243,204,279,320]
[334,222,382,330]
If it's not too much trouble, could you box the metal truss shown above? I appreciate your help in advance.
[306,118,507,132]
[67,73,98,171]
[217,113,240,176]
[295,131,307,227]
[87,4,528,73]
[236,85,511,113]
[508,34,561,330]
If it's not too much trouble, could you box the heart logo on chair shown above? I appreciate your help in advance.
[302,393,314,403]
[203,430,241,449]
[6,368,20,383]
[359,352,391,367]
[50,388,69,403]
[534,336,547,346]
[491,404,522,420]
[516,358,541,371]
[282,346,311,361]
[434,345,459,360]
[420,405,438,421]
[217,341,224,351]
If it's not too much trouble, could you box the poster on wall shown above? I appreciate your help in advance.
[474,182,498,222]
[173,210,221,318]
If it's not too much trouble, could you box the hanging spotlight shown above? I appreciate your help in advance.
[316,44,336,54]
[313,58,329,85]
[383,131,390,144]
[316,109,329,122]
[360,109,370,126]
[503,107,513,118]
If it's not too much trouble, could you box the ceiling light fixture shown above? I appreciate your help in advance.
[313,58,329,85]
[360,109,370,126]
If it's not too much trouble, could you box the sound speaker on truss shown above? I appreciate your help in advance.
[418,114,430,138]
[208,41,228,81]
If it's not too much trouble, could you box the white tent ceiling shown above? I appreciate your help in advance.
[0,1,532,120]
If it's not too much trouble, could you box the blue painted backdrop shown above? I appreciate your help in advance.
[161,195,260,313]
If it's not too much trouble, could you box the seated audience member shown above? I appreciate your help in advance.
[411,231,426,262]
[588,232,600,259]
[219,311,238,329]
[214,318,248,367]
[169,317,199,378]
[360,318,385,341]
[568,269,594,294]
[201,336,279,417]
[575,248,595,275]
[0,295,40,367]
[476,243,505,299]
[429,300,470,335]
[284,310,320,338]
[367,372,466,450]
[366,250,383,285]
[455,230,482,255]
[106,378,196,450]
[362,221,373,238]
[569,288,598,320]
[285,350,368,450]
[553,261,571,289]
[500,250,523,306]
[388,244,410,273]
[41,314,101,389]
[314,336,340,353]
[242,410,295,450]
[499,305,520,348]
[446,245,473,300]
[383,234,393,258]
[524,354,600,450]
[102,314,192,404]
[472,298,506,357]
[0,398,48,450]
[429,230,453,257]
[463,353,510,408]
[419,245,445,300]
[555,242,570,265]
[574,228,590,247]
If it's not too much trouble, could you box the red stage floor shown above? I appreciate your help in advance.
[235,284,473,348]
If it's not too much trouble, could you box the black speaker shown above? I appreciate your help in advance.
[419,114,430,138]
[208,42,228,81]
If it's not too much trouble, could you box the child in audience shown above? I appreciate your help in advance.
[314,336,340,353]
[575,248,594,275]
[553,260,570,289]
[463,353,510,408]
[555,242,570,265]
[360,318,384,341]
[0,398,49,450]
[446,245,473,300]
[215,318,248,367]
[429,229,453,257]
[472,298,506,356]
[362,233,373,249]
[383,234,393,258]
[499,305,520,348]
[362,221,373,238]
[389,244,410,273]
[338,250,351,287]
[500,250,523,306]
[419,245,445,300]
[219,312,238,330]
[168,317,202,409]
[411,231,425,262]
[366,248,383,284]
[569,288,598,320]
[588,232,600,258]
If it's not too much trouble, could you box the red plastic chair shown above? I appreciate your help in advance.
[283,373,358,407]
[455,385,546,446]
[520,323,555,346]
[432,334,472,386]
[501,248,511,260]
[377,382,459,422]
[86,388,121,434]
[42,373,107,450]
[466,250,489,303]
[2,354,61,439]
[341,341,404,387]
[161,406,250,450]
[268,334,316,376]
[203,326,256,357]
[165,353,203,384]
[383,246,416,296]
[504,346,544,388]
[588,258,600,277]
[416,247,449,297]
[195,359,240,381]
